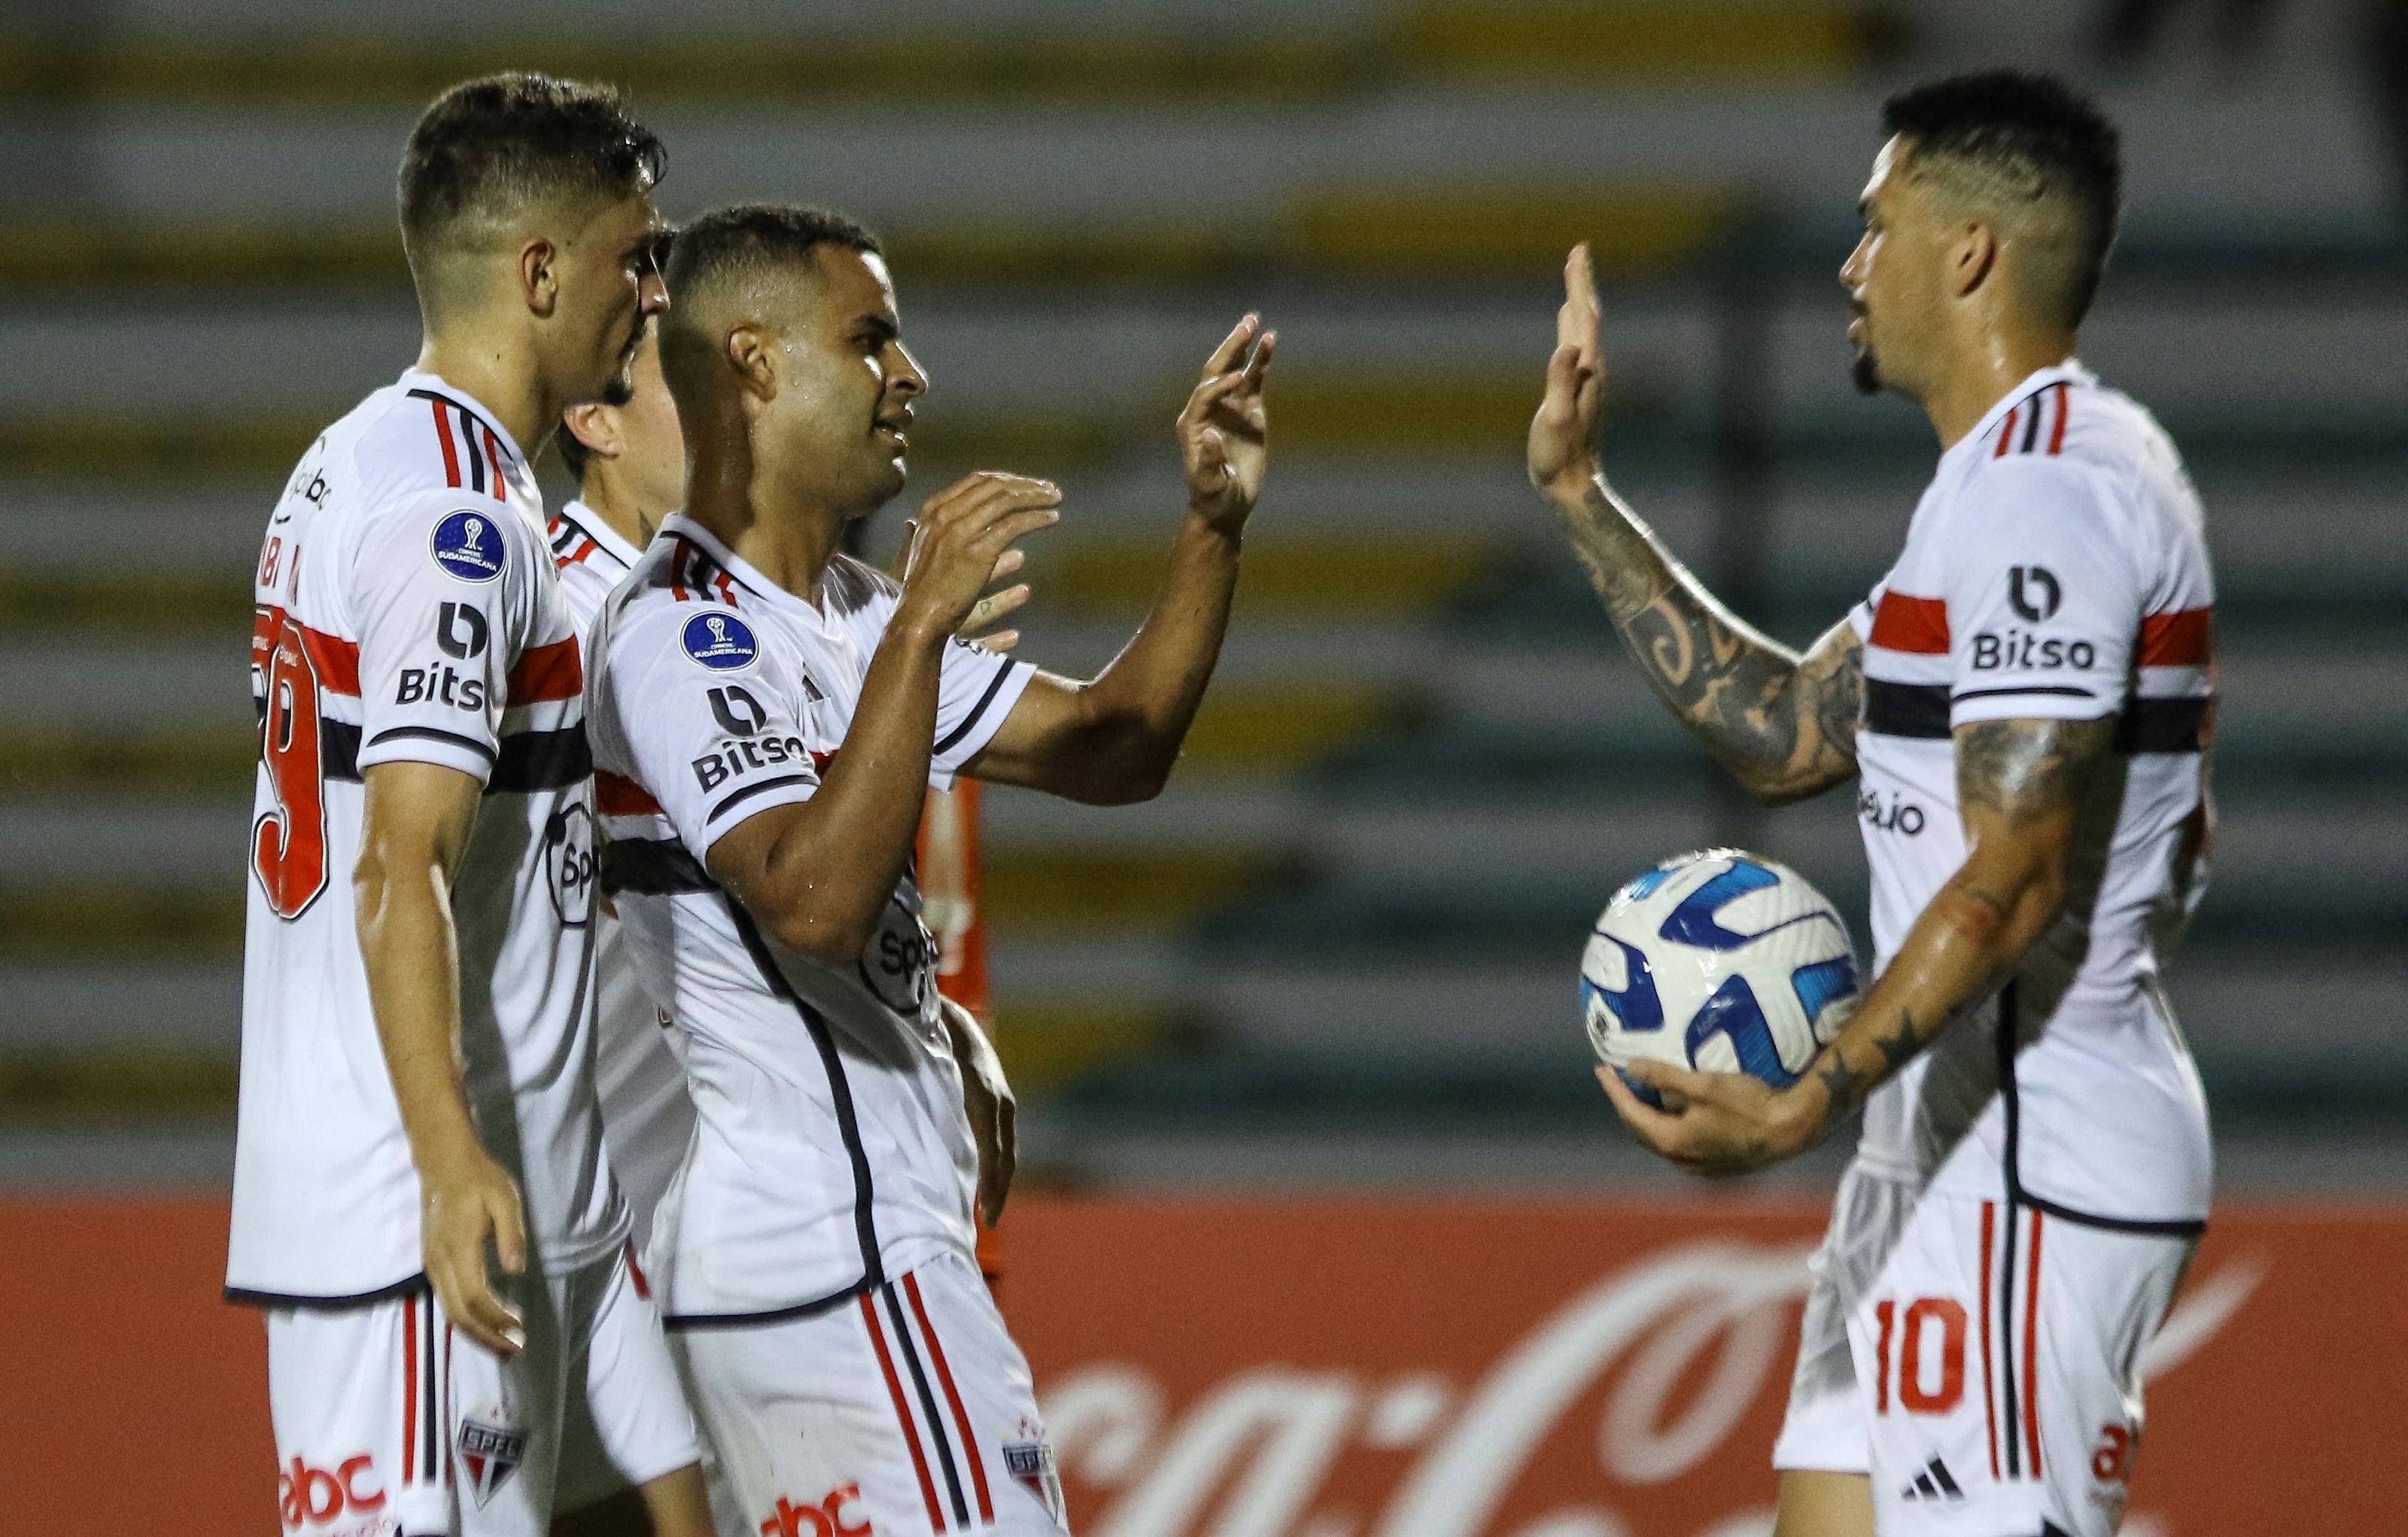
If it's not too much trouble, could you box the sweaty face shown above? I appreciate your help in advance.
[552,191,670,404]
[759,248,926,516]
[1838,137,1948,400]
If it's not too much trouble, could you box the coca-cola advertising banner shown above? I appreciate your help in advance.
[2,1195,2400,1535]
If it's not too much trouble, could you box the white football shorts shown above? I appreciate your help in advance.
[1774,1164,2193,1536]
[673,1249,1069,1537]
[266,1244,698,1536]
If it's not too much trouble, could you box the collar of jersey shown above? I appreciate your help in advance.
[655,511,835,625]
[398,368,530,471]
[1947,358,2096,463]
[559,498,646,570]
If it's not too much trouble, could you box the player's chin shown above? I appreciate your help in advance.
[1850,345,1883,397]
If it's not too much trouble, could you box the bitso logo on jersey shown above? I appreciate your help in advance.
[430,510,507,583]
[683,611,760,671]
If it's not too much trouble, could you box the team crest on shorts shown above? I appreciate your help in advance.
[457,1414,526,1508]
[430,510,507,583]
[683,611,760,671]
[1002,1422,1065,1523]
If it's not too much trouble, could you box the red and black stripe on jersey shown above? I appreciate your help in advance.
[668,535,742,607]
[409,388,511,501]
[1992,380,2072,459]
[249,604,588,790]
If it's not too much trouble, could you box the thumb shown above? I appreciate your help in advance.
[1192,426,1228,482]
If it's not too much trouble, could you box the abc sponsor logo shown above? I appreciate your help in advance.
[683,612,760,672]
[277,1453,391,1534]
[430,510,506,584]
[758,1484,870,1537]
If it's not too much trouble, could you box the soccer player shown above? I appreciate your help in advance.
[1527,74,2212,1536]
[230,75,711,1536]
[583,204,1272,1537]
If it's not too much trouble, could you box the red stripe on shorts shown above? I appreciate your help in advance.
[1979,1200,2000,1481]
[905,1271,996,1524]
[402,1292,418,1484]
[2023,1210,2045,1476]
[862,1292,947,1532]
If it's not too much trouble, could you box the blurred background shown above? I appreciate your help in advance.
[3,0,2404,1203]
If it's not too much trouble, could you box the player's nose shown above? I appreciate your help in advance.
[890,342,928,398]
[639,266,669,316]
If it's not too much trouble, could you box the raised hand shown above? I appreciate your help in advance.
[1178,314,1275,532]
[897,472,1061,640]
[1529,244,1605,505]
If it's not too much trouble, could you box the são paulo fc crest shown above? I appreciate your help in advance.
[430,510,506,583]
[1002,1421,1066,1523]
[458,1414,525,1507]
[682,611,759,671]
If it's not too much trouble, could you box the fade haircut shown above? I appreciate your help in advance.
[658,205,883,403]
[1883,70,2123,329]
[399,73,664,295]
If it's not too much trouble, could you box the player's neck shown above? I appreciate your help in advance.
[683,444,846,607]
[414,331,555,458]
[576,474,658,550]
[1922,327,2077,450]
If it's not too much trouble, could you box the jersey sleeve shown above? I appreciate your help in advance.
[847,581,1032,789]
[1939,458,2144,729]
[349,493,544,784]
[602,604,823,860]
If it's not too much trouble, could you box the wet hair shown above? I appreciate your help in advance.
[1882,70,2122,327]
[399,73,663,277]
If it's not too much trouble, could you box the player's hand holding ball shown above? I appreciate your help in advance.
[898,471,1062,643]
[1529,244,1606,508]
[419,1137,529,1355]
[1178,313,1275,534]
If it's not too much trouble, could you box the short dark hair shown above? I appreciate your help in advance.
[661,204,883,306]
[399,73,664,260]
[1882,70,2122,327]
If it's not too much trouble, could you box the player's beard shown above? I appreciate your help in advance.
[1850,343,1881,395]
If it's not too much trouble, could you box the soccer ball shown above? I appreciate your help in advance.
[1581,848,1859,1105]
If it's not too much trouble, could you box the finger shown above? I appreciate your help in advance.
[924,473,1060,525]
[961,583,1025,632]
[937,485,1064,541]
[1625,1057,1723,1108]
[491,1185,527,1276]
[458,1277,526,1356]
[1542,342,1592,409]
[1240,329,1276,388]
[1190,426,1228,482]
[1595,1064,1686,1153]
[971,583,1032,627]
[1179,368,1251,428]
[1199,313,1259,382]
[971,629,1020,653]
[964,505,1063,558]
[917,473,993,518]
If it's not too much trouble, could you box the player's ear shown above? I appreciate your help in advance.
[562,400,619,463]
[725,322,777,407]
[519,236,561,319]
[1950,219,1996,300]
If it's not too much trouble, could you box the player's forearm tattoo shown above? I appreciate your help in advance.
[1956,716,2116,826]
[1813,1006,1934,1122]
[1558,481,1861,800]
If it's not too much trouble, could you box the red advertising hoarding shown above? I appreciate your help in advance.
[2,1195,2398,1535]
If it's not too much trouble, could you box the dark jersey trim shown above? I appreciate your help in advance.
[225,1271,430,1310]
[488,726,591,792]
[663,1276,871,1332]
[1864,680,2206,753]
[602,837,715,896]
[723,896,887,1297]
[708,772,816,824]
[931,659,1023,759]
[1952,683,2096,705]
[404,388,512,477]
[365,723,498,764]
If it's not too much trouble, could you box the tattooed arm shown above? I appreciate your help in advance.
[1531,245,1859,804]
[1595,714,2117,1175]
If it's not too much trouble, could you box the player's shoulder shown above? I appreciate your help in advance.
[598,538,771,674]
[1962,373,2172,491]
[823,551,902,614]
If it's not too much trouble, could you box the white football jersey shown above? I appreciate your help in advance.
[1847,361,2214,1228]
[549,499,698,1249]
[229,371,625,1301]
[584,514,1032,1323]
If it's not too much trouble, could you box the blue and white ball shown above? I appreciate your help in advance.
[1581,849,1859,1104]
